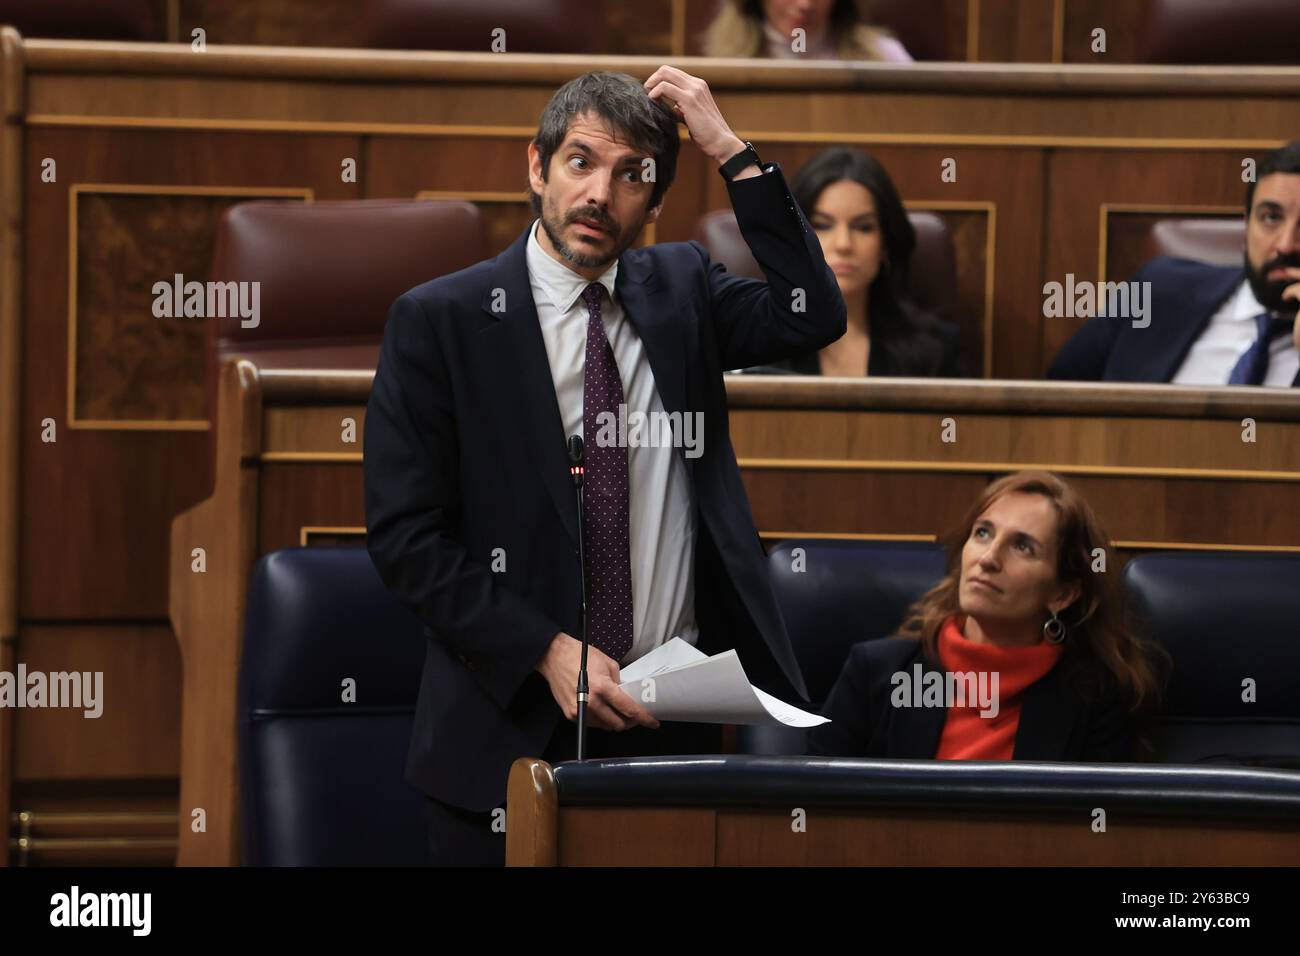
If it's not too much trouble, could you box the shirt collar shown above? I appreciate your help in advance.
[1227,275,1269,320]
[525,218,619,314]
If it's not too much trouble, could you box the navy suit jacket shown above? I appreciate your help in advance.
[807,636,1133,761]
[364,163,847,810]
[1048,256,1300,386]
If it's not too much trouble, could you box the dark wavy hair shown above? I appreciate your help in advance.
[791,147,950,374]
[1245,137,1300,215]
[527,71,680,219]
[896,470,1168,720]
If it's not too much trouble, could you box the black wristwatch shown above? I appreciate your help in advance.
[719,140,763,181]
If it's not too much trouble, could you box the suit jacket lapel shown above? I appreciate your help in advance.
[613,243,696,476]
[1012,657,1081,760]
[483,226,578,548]
[891,648,950,758]
[615,251,690,472]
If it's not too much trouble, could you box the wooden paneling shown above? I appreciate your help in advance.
[716,809,1300,865]
[1042,149,1255,372]
[975,0,1056,63]
[258,464,365,556]
[11,38,1300,865]
[1062,0,1146,64]
[178,0,360,48]
[8,780,178,866]
[21,127,356,619]
[0,26,24,867]
[12,625,181,779]
[1103,208,1240,284]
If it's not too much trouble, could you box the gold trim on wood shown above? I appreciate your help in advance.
[905,199,996,378]
[299,525,366,547]
[21,115,1293,154]
[760,531,938,543]
[261,452,362,463]
[1097,202,1241,285]
[1051,0,1065,64]
[967,0,980,62]
[737,457,1300,482]
[672,0,687,57]
[760,531,1300,554]
[28,115,541,137]
[9,811,177,825]
[1113,539,1300,554]
[66,183,314,430]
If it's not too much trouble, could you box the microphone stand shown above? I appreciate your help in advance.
[567,435,590,761]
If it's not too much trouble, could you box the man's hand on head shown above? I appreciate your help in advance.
[643,65,758,179]
[535,632,660,732]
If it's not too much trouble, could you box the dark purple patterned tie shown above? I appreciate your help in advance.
[580,282,633,662]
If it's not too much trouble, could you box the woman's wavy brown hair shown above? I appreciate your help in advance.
[896,470,1167,717]
[702,0,898,60]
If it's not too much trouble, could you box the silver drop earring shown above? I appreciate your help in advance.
[1043,608,1066,644]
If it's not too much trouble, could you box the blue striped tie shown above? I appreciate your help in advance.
[1227,313,1293,386]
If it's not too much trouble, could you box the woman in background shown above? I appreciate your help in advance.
[809,471,1167,761]
[775,146,963,377]
[703,0,913,62]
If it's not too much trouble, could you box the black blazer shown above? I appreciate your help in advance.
[1048,256,1300,386]
[807,636,1133,761]
[364,163,847,811]
[755,304,963,377]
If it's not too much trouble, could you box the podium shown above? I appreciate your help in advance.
[506,755,1300,866]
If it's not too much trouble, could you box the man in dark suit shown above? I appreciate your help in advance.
[363,66,845,865]
[1049,139,1300,386]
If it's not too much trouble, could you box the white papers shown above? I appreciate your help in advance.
[617,637,829,728]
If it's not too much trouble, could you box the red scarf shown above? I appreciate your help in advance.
[934,614,1063,760]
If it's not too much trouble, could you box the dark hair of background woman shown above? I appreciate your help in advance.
[790,147,957,376]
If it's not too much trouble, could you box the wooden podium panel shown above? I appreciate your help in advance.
[506,758,1300,867]
[165,363,1298,864]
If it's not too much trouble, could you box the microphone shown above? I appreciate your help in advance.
[567,435,590,761]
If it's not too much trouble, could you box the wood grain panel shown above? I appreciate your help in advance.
[22,127,358,619]
[745,469,987,537]
[263,405,367,455]
[11,624,181,779]
[744,469,1300,548]
[179,0,360,48]
[976,0,1055,63]
[716,808,1300,865]
[1042,149,1256,373]
[9,779,178,866]
[71,189,300,424]
[558,806,717,866]
[258,463,366,556]
[732,408,1300,472]
[1062,0,1145,64]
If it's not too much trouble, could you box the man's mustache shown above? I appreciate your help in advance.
[1262,254,1300,275]
[570,213,615,231]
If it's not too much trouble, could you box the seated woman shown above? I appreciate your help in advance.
[753,147,963,377]
[808,470,1166,761]
[702,0,913,62]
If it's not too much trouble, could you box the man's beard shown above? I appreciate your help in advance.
[1245,250,1300,315]
[539,199,639,269]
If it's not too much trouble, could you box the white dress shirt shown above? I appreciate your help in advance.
[525,219,698,664]
[1171,279,1300,387]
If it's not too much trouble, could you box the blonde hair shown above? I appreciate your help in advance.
[702,0,899,61]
